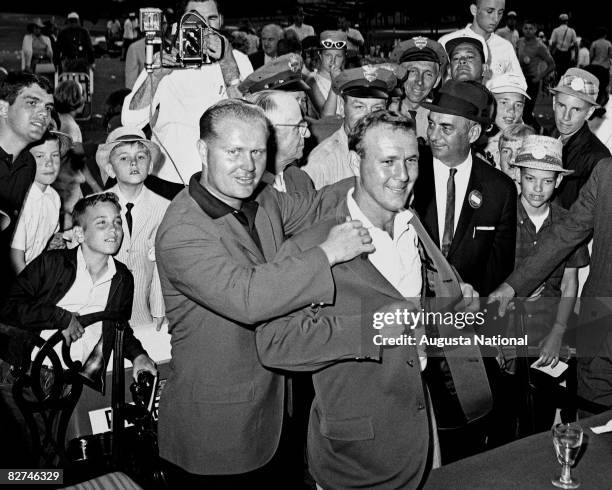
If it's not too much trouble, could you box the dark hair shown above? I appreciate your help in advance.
[595,27,607,39]
[54,80,84,114]
[348,110,416,158]
[0,71,52,105]
[523,19,537,28]
[199,99,268,141]
[30,130,61,149]
[72,193,121,228]
[176,0,220,14]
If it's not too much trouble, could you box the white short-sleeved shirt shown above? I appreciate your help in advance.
[121,51,253,184]
[11,184,60,265]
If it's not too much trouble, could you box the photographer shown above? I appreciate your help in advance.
[121,0,252,188]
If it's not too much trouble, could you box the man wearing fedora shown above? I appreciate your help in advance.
[389,37,448,139]
[506,136,589,432]
[97,127,171,357]
[303,66,396,189]
[549,68,611,209]
[413,80,517,462]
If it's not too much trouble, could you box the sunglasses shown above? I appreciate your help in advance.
[320,39,347,50]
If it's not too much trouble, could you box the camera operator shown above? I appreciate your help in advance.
[121,0,252,189]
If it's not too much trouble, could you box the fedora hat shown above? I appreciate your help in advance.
[513,135,573,175]
[95,126,162,170]
[421,80,494,125]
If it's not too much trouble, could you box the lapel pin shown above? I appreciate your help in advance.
[468,190,482,209]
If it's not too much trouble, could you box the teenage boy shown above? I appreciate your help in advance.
[508,136,589,430]
[97,127,170,357]
[10,131,69,274]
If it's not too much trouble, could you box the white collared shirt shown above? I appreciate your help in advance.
[112,185,145,239]
[11,183,60,265]
[347,189,425,369]
[433,154,472,247]
[347,189,422,298]
[39,247,117,366]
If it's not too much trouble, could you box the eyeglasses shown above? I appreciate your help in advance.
[320,39,347,50]
[273,121,309,136]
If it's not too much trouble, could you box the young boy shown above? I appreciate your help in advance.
[508,135,589,431]
[497,123,536,192]
[485,74,530,168]
[0,192,157,386]
[95,127,170,360]
[10,131,69,274]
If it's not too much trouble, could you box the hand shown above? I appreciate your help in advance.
[536,325,564,367]
[458,282,480,313]
[526,283,545,302]
[154,316,167,332]
[204,31,227,60]
[62,315,85,346]
[158,46,180,68]
[487,282,516,318]
[319,217,375,266]
[132,354,157,379]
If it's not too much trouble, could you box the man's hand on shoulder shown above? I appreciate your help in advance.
[319,217,374,266]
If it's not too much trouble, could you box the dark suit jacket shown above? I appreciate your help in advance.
[155,178,353,475]
[413,149,517,296]
[256,198,490,489]
[0,248,145,367]
[248,51,266,70]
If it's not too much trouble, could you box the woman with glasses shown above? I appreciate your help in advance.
[308,31,347,117]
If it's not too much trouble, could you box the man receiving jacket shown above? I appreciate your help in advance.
[256,111,485,489]
[155,99,373,487]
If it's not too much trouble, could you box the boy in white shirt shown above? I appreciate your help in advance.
[10,131,69,274]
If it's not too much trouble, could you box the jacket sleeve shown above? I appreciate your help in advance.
[507,160,600,296]
[0,253,73,331]
[256,238,381,370]
[156,221,335,325]
[484,180,517,295]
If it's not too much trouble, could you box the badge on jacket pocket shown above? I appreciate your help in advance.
[468,190,483,209]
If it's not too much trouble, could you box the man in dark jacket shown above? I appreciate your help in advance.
[56,12,95,71]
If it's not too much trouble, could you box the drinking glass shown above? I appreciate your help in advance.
[552,422,583,489]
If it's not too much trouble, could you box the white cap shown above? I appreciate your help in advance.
[489,73,530,99]
[67,12,79,20]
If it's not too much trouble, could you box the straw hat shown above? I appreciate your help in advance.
[512,135,574,174]
[95,127,162,169]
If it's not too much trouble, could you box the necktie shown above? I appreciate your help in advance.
[441,168,457,257]
[125,203,134,235]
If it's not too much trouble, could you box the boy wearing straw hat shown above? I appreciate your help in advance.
[507,135,589,431]
[96,127,171,357]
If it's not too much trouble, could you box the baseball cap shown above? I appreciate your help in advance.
[333,66,397,99]
[67,12,79,20]
[550,68,600,107]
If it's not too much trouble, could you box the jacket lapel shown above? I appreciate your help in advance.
[333,202,404,300]
[217,214,266,263]
[448,156,482,259]
[416,152,440,246]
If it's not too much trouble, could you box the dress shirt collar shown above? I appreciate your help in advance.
[346,187,414,238]
[432,152,472,177]
[111,184,146,208]
[188,171,259,229]
[76,246,117,286]
[517,199,552,230]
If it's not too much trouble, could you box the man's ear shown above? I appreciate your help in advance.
[196,138,208,165]
[0,100,8,119]
[469,3,478,18]
[468,122,482,144]
[105,162,117,180]
[348,150,361,176]
[73,225,85,244]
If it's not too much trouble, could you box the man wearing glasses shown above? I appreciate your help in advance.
[248,90,314,193]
